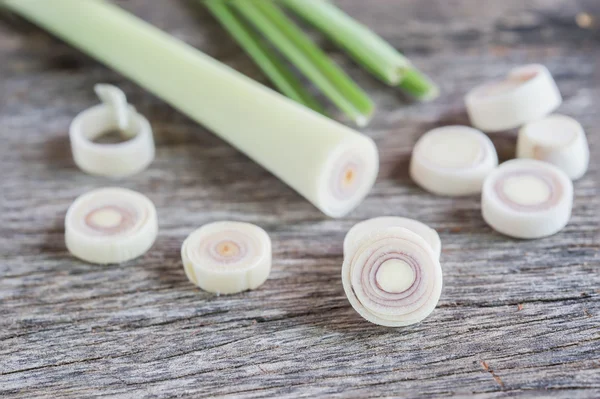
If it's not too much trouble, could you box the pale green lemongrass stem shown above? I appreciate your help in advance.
[232,0,374,126]
[2,0,378,217]
[281,0,439,101]
[204,0,324,114]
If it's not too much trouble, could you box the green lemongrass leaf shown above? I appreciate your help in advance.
[232,0,374,127]
[281,0,439,101]
[204,0,324,114]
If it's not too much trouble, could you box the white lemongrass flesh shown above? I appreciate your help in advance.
[410,126,498,196]
[517,114,590,180]
[344,217,441,260]
[4,0,379,218]
[65,187,158,264]
[181,222,272,295]
[70,85,155,177]
[482,159,573,239]
[342,227,443,327]
[465,64,562,132]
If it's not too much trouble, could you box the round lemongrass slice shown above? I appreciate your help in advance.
[65,187,158,264]
[344,217,441,260]
[342,227,443,327]
[410,126,498,196]
[70,84,155,177]
[465,64,562,132]
[517,114,590,180]
[181,222,272,295]
[482,159,573,239]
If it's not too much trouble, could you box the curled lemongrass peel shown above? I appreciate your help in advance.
[342,227,443,327]
[517,114,590,180]
[410,126,498,196]
[5,0,378,218]
[465,64,562,132]
[65,187,158,264]
[482,159,573,239]
[344,217,441,260]
[181,222,272,295]
[70,85,155,177]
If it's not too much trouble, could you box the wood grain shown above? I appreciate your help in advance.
[0,1,599,398]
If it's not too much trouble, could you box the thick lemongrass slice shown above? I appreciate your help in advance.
[280,0,439,101]
[204,0,324,114]
[465,64,562,132]
[232,0,374,126]
[517,114,590,180]
[5,0,378,218]
[342,227,443,327]
[65,187,158,264]
[181,222,272,295]
[482,159,573,239]
[344,217,441,260]
[410,126,498,196]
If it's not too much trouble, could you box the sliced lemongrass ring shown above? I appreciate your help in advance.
[70,85,155,177]
[410,126,498,196]
[342,227,443,327]
[181,222,272,295]
[344,217,441,260]
[465,64,562,132]
[65,187,158,264]
[482,159,573,239]
[517,114,590,180]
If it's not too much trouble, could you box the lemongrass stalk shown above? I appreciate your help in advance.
[204,0,324,114]
[232,0,374,126]
[3,0,378,217]
[281,0,439,101]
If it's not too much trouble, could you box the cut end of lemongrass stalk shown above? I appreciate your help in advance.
[398,67,440,101]
[181,221,272,295]
[65,187,158,264]
[342,227,443,327]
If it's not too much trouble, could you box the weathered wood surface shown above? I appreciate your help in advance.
[1,1,599,398]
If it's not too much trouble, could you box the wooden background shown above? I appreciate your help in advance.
[1,1,599,397]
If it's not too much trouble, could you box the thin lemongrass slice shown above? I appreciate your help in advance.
[344,217,441,260]
[342,227,443,327]
[70,85,155,177]
[517,114,589,180]
[465,64,562,132]
[482,159,573,239]
[280,0,439,100]
[232,0,374,126]
[4,0,379,217]
[410,126,498,196]
[204,0,324,114]
[181,221,271,295]
[65,187,158,264]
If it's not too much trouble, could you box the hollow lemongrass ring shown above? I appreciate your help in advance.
[342,227,443,327]
[517,114,590,180]
[482,159,573,239]
[465,64,562,132]
[344,217,441,260]
[70,86,155,177]
[65,187,158,264]
[181,222,272,295]
[410,126,498,196]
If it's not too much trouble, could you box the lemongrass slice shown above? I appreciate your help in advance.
[342,227,443,327]
[70,84,155,177]
[181,222,272,295]
[482,159,573,239]
[517,114,590,180]
[410,126,498,196]
[65,187,158,264]
[465,64,562,132]
[5,0,378,218]
[344,217,441,260]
